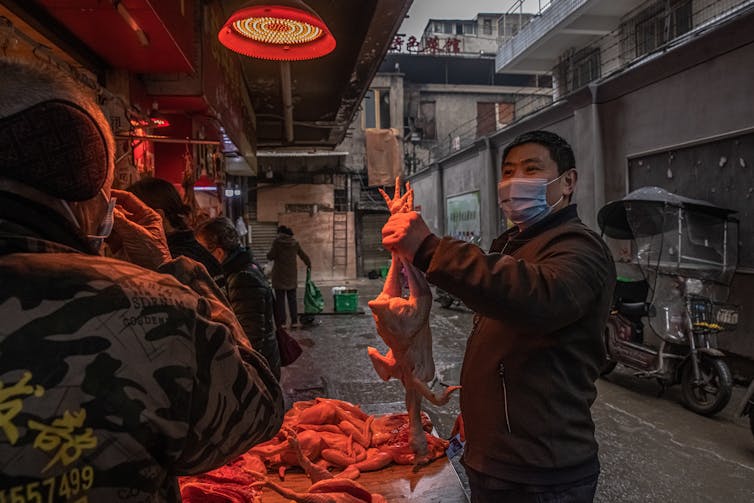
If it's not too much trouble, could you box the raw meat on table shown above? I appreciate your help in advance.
[180,397,452,501]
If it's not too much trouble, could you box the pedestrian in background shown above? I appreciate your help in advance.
[267,225,311,328]
[0,57,283,501]
[197,217,282,379]
[126,176,225,287]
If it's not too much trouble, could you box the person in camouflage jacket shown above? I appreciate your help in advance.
[0,57,284,502]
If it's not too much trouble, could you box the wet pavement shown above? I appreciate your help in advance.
[280,277,754,502]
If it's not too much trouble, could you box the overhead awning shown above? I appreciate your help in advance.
[32,0,195,73]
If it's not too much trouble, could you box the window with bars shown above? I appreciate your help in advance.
[555,46,602,95]
[483,19,493,35]
[572,47,601,90]
[632,0,693,57]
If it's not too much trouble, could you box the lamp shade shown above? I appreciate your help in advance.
[218,1,336,60]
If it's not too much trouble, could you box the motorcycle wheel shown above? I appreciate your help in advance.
[680,356,732,416]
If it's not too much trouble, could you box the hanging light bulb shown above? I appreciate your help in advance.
[217,0,336,61]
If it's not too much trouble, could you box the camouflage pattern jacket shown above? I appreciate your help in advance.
[0,198,284,502]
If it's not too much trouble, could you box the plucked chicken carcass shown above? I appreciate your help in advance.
[367,179,460,465]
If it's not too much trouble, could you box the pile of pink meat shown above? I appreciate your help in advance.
[178,397,449,502]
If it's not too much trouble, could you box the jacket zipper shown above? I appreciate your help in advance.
[498,362,512,434]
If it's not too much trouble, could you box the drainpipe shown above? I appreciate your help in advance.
[437,161,445,235]
[281,61,294,143]
[588,83,605,228]
[484,137,499,247]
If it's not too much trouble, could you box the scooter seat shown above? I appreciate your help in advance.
[616,301,649,319]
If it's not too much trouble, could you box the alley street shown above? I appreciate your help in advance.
[280,278,754,503]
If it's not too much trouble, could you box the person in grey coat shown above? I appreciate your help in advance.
[267,225,311,328]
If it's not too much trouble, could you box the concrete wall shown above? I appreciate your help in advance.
[458,35,500,55]
[441,146,497,249]
[599,44,754,201]
[278,211,356,282]
[595,38,754,358]
[410,168,443,234]
[256,184,334,222]
[416,88,515,144]
[257,184,356,282]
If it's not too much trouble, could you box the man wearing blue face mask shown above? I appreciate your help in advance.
[382,130,616,503]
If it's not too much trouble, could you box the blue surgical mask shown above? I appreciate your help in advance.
[497,175,564,227]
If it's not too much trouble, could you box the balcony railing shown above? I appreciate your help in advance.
[496,0,583,71]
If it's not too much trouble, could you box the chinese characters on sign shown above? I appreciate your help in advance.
[389,35,461,54]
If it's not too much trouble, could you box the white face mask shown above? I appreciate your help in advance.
[497,174,564,226]
[87,192,116,251]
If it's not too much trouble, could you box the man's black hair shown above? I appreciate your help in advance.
[126,177,191,231]
[502,130,575,175]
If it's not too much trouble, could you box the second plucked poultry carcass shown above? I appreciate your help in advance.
[367,178,460,466]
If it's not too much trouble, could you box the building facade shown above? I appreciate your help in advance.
[420,12,535,55]
[409,0,754,359]
[338,50,552,276]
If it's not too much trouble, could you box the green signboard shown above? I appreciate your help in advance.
[446,191,481,243]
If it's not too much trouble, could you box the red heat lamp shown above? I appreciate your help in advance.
[218,1,336,61]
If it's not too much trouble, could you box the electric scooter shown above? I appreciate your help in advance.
[598,187,739,416]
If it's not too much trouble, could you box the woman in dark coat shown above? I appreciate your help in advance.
[197,217,281,379]
[267,226,311,328]
[126,177,225,287]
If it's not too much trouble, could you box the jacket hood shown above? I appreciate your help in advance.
[275,233,298,247]
[223,247,255,275]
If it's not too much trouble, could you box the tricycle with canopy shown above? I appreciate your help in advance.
[598,187,739,416]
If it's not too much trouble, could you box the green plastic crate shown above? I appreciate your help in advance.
[334,291,359,313]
